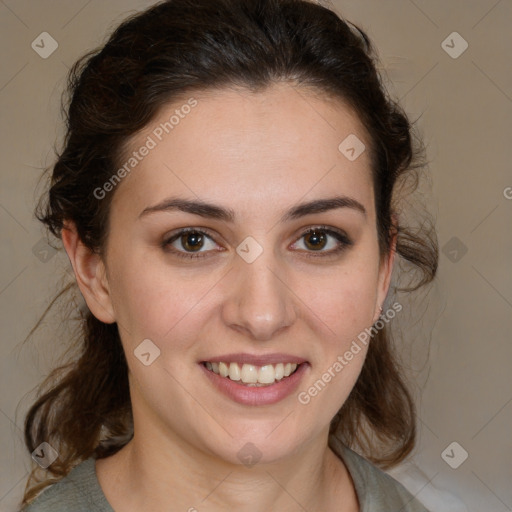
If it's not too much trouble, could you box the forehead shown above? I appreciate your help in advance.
[111,82,375,222]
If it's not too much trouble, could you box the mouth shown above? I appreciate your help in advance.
[199,358,309,406]
[201,361,302,387]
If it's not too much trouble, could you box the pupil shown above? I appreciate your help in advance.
[182,232,203,251]
[305,230,326,250]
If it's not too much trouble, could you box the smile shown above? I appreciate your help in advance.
[202,361,300,386]
[199,360,309,406]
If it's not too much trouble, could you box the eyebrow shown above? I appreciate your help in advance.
[139,195,367,222]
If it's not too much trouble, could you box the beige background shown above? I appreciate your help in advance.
[1,1,511,511]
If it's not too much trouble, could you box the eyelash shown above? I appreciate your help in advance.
[161,226,353,261]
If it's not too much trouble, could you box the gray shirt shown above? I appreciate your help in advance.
[22,439,430,511]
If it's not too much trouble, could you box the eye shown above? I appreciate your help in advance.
[291,226,353,257]
[162,225,353,261]
[162,228,220,259]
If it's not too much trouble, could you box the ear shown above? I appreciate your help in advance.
[61,221,116,324]
[372,217,398,324]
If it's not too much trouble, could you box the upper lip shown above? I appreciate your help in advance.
[200,353,308,366]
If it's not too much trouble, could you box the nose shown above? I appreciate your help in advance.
[221,252,298,341]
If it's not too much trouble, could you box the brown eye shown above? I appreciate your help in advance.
[162,228,219,259]
[303,229,327,251]
[180,231,205,252]
[162,225,352,261]
[293,226,353,258]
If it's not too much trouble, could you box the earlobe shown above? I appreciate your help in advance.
[61,221,116,324]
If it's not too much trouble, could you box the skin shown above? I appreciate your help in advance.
[62,82,396,512]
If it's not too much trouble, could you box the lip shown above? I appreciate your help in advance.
[200,353,308,367]
[199,361,310,406]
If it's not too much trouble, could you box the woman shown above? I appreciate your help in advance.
[21,0,438,510]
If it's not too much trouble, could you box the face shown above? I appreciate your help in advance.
[81,82,394,466]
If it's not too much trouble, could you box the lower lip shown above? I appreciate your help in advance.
[199,362,309,406]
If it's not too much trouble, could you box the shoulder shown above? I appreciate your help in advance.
[331,437,431,512]
[21,458,113,512]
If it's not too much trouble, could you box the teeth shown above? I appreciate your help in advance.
[218,361,229,377]
[241,364,258,383]
[205,361,299,385]
[229,362,241,381]
[258,365,276,384]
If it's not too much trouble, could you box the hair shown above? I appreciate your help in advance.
[21,0,438,506]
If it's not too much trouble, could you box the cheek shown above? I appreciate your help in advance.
[289,258,378,415]
[295,263,379,342]
[107,252,216,345]
[294,269,375,419]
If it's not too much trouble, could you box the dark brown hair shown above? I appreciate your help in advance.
[21,0,438,505]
